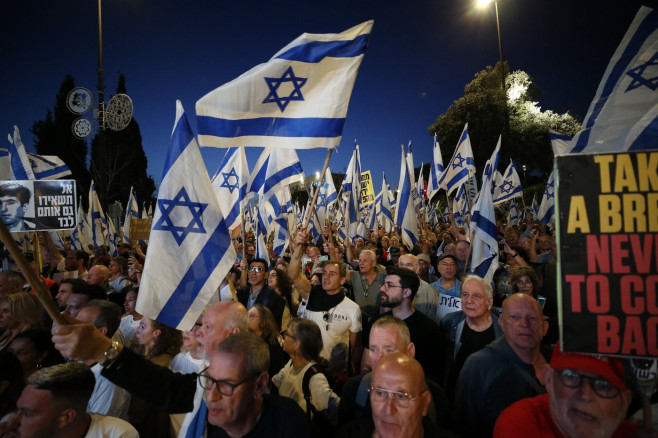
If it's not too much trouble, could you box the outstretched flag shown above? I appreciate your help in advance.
[8,126,35,180]
[211,146,249,229]
[439,123,475,196]
[470,160,499,283]
[137,101,236,331]
[493,160,523,205]
[538,170,556,225]
[396,148,419,249]
[427,134,444,200]
[570,7,658,152]
[196,21,373,149]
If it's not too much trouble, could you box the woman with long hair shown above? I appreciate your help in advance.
[108,257,132,292]
[268,267,298,328]
[0,292,43,352]
[248,304,288,378]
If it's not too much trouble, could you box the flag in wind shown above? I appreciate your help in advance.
[395,147,419,249]
[27,154,71,180]
[469,160,499,283]
[8,126,35,180]
[427,134,445,201]
[549,130,574,155]
[493,160,523,205]
[439,123,475,196]
[378,172,394,233]
[211,146,249,229]
[137,101,236,331]
[196,21,373,149]
[538,169,556,225]
[88,181,109,249]
[122,187,139,243]
[570,7,658,153]
[342,145,361,238]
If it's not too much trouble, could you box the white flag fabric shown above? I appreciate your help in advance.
[9,126,35,180]
[342,145,361,238]
[427,134,445,200]
[196,21,373,149]
[262,148,305,203]
[211,146,249,229]
[378,172,394,233]
[493,160,523,205]
[122,187,139,243]
[531,193,540,220]
[549,130,574,155]
[405,142,420,209]
[317,167,337,225]
[538,170,556,225]
[27,154,71,180]
[469,160,499,283]
[88,181,109,249]
[137,101,236,331]
[570,7,658,153]
[395,148,419,249]
[439,123,475,196]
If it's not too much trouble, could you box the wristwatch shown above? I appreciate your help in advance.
[102,340,120,366]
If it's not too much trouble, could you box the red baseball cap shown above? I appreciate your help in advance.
[550,342,627,391]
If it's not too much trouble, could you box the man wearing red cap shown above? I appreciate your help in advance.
[494,343,638,438]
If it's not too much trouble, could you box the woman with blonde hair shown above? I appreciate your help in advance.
[0,292,43,352]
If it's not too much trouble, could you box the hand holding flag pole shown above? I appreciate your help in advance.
[302,149,333,230]
[0,221,65,325]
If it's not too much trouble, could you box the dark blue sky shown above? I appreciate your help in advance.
[0,0,650,195]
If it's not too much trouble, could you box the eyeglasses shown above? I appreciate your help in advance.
[198,368,258,396]
[281,330,296,340]
[248,267,264,273]
[382,282,403,290]
[368,387,427,408]
[556,369,620,399]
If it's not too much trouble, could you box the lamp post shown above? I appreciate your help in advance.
[96,0,106,131]
[477,0,505,90]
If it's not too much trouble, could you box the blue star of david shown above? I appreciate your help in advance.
[262,66,308,112]
[153,187,208,246]
[317,192,326,207]
[500,181,514,194]
[544,181,554,199]
[451,153,465,170]
[220,167,240,194]
[626,52,658,92]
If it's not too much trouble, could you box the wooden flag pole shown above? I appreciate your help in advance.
[302,148,333,230]
[0,223,65,325]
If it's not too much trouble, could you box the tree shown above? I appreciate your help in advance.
[31,75,91,206]
[429,63,580,179]
[89,74,156,209]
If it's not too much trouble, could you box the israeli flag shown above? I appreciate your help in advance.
[570,7,658,153]
[27,154,71,180]
[549,130,574,155]
[342,145,361,238]
[254,201,271,266]
[377,172,394,233]
[470,160,499,283]
[395,148,419,249]
[196,21,373,149]
[137,101,236,331]
[417,162,425,205]
[262,148,305,204]
[211,146,249,229]
[122,187,139,243]
[506,198,522,227]
[9,126,35,180]
[531,193,540,220]
[270,187,292,257]
[452,185,468,227]
[427,134,445,201]
[493,160,523,205]
[439,123,475,196]
[88,181,109,249]
[538,170,556,225]
[317,167,337,225]
[405,142,420,209]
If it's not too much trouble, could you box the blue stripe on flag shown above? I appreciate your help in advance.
[155,217,233,328]
[163,115,195,180]
[471,210,498,240]
[629,113,658,150]
[34,166,69,179]
[572,9,658,152]
[263,162,304,195]
[197,116,345,139]
[275,34,370,62]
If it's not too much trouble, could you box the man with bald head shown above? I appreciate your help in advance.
[454,293,550,437]
[51,300,253,437]
[338,353,457,438]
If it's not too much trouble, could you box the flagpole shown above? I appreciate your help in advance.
[303,183,325,235]
[0,221,65,325]
[302,149,333,230]
[241,211,246,260]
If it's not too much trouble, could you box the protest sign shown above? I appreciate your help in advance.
[130,218,152,241]
[437,293,462,320]
[557,152,657,357]
[360,170,375,205]
[0,180,76,231]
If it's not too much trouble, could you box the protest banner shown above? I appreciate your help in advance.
[130,218,153,241]
[557,151,658,357]
[360,170,375,205]
[437,293,462,320]
[0,180,76,231]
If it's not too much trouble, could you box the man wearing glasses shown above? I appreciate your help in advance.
[494,343,637,438]
[337,353,457,438]
[237,258,286,329]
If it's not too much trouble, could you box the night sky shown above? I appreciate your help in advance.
[0,0,651,195]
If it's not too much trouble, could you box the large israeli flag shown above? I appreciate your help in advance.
[570,7,658,153]
[137,101,236,331]
[27,154,71,180]
[196,21,373,149]
[470,160,499,283]
[427,134,445,200]
[439,123,475,196]
[395,148,419,249]
[211,146,249,229]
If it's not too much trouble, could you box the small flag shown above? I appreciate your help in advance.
[538,170,556,225]
[211,146,249,229]
[395,148,419,249]
[493,159,523,205]
[439,123,475,196]
[9,126,35,180]
[122,187,139,243]
[427,133,445,201]
[469,160,499,283]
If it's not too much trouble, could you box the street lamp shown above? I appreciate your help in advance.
[477,0,505,90]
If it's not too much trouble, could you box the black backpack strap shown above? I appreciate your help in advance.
[302,364,321,420]
[355,372,372,408]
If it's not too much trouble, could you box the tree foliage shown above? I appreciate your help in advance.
[89,74,156,209]
[31,75,91,207]
[429,63,581,180]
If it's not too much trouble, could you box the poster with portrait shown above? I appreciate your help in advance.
[0,180,77,232]
[556,152,657,358]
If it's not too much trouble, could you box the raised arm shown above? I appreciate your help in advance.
[288,228,311,300]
